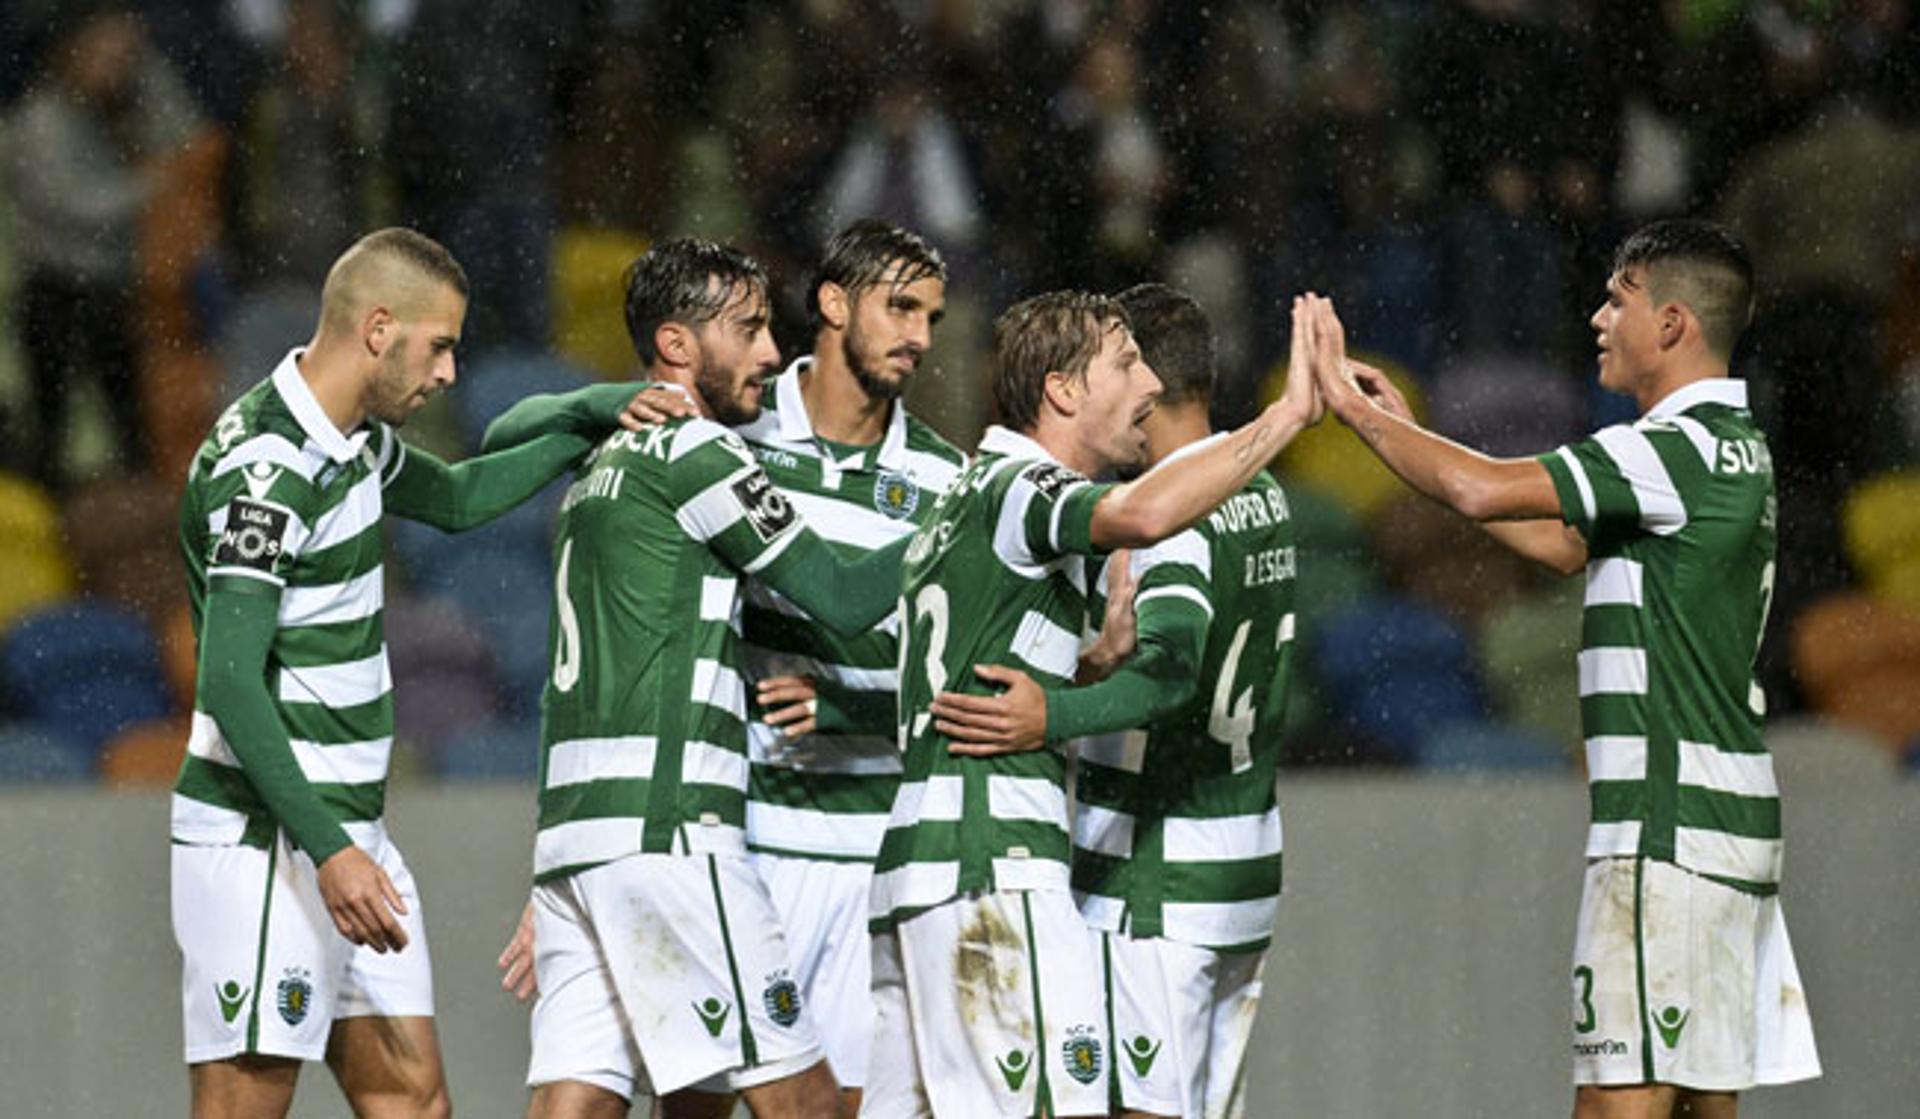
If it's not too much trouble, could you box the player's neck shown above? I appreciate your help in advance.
[1636,358,1728,416]
[801,347,890,446]
[295,335,370,434]
[1025,417,1101,476]
[649,366,713,419]
[1143,404,1212,467]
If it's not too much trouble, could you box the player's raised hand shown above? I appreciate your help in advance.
[1281,295,1326,427]
[937,664,1049,756]
[757,674,820,738]
[316,846,409,953]
[619,382,698,430]
[1305,296,1364,423]
[497,900,538,1002]
[1346,357,1414,423]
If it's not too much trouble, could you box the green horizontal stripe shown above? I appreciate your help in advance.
[745,842,877,865]
[1580,693,1646,739]
[288,527,383,586]
[1074,764,1279,817]
[1589,778,1645,825]
[874,818,1070,873]
[275,612,384,668]
[539,779,746,832]
[747,765,899,814]
[1580,605,1644,650]
[1677,787,1781,839]
[1071,851,1283,906]
[739,606,896,670]
[172,754,382,823]
[279,693,393,745]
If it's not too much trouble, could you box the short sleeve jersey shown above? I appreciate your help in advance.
[1074,454,1297,952]
[869,426,1112,931]
[534,416,805,882]
[731,362,967,862]
[1537,379,1783,891]
[173,351,408,850]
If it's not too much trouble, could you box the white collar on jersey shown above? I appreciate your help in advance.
[772,355,913,470]
[1643,377,1748,422]
[977,424,1067,466]
[271,348,372,464]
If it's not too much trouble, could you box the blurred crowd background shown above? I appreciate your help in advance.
[1,0,1916,788]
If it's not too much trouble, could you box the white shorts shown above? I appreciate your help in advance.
[172,825,434,1064]
[1571,857,1821,1091]
[527,852,824,1100]
[862,890,1109,1119]
[754,851,876,1088]
[1103,933,1266,1119]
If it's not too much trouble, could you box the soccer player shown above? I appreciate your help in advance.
[861,290,1322,1119]
[942,283,1302,1119]
[726,219,967,1117]
[173,228,638,1118]
[1303,220,1821,1118]
[501,239,910,1119]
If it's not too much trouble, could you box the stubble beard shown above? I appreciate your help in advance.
[844,324,907,404]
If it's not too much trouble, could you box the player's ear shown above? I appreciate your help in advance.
[817,281,850,331]
[362,306,396,358]
[655,321,695,368]
[1042,368,1080,417]
[1659,302,1688,351]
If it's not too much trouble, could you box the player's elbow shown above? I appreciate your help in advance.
[1093,490,1178,550]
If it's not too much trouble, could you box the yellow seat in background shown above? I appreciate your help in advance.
[552,226,650,379]
[0,472,76,633]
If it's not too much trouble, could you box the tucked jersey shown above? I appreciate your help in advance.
[733,362,966,863]
[870,426,1112,931]
[534,416,806,882]
[1537,379,1782,892]
[173,351,408,850]
[1075,453,1296,953]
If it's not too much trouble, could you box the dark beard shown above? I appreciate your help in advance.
[697,364,762,426]
[843,330,905,403]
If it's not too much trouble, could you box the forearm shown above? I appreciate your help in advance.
[1337,403,1561,522]
[1046,634,1197,741]
[762,534,907,637]
[480,381,643,452]
[1093,407,1309,549]
[198,588,351,863]
[387,433,591,531]
[1479,519,1589,575]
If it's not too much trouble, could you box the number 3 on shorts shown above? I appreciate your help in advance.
[1572,965,1596,1034]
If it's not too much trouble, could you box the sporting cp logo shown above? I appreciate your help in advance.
[873,471,920,520]
[276,968,313,1026]
[763,977,802,1027]
[1062,1027,1104,1084]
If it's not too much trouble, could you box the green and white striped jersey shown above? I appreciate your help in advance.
[1074,446,1296,953]
[734,361,966,863]
[870,426,1113,931]
[1537,379,1783,892]
[534,415,808,882]
[174,351,408,850]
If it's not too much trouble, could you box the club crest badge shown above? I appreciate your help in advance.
[763,977,802,1027]
[874,471,920,520]
[1062,1027,1103,1084]
[276,967,313,1026]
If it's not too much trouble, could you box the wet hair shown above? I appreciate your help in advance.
[806,219,946,332]
[623,238,768,368]
[990,291,1130,430]
[319,227,467,330]
[1612,219,1755,362]
[1114,283,1214,408]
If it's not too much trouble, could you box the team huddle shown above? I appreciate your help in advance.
[170,218,1819,1119]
